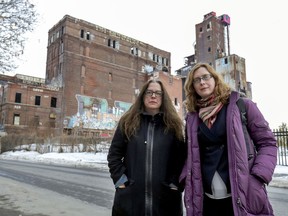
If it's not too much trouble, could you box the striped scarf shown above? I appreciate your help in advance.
[197,95,223,128]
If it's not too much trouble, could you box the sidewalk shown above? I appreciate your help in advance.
[269,164,288,188]
[270,173,288,188]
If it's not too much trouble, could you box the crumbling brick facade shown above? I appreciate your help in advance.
[0,74,62,136]
[45,15,183,133]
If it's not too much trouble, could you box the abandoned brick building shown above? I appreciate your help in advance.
[0,74,62,136]
[0,14,182,136]
[176,11,252,99]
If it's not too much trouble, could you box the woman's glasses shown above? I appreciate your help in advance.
[193,74,213,84]
[145,90,163,97]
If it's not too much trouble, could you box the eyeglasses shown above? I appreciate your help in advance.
[145,90,163,97]
[193,74,213,84]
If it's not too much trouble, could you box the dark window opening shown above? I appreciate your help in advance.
[86,31,90,40]
[15,93,22,103]
[51,97,57,108]
[108,39,118,49]
[80,29,84,38]
[35,96,41,106]
[131,47,138,55]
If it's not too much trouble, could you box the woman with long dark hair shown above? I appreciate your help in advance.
[108,79,186,216]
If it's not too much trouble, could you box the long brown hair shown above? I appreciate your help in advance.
[118,79,184,141]
[184,63,231,112]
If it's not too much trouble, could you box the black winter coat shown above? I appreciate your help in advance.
[107,113,186,216]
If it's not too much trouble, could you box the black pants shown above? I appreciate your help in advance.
[203,195,234,216]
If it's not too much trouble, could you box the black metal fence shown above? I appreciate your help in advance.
[273,129,288,166]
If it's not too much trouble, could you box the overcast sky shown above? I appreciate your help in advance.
[13,0,288,129]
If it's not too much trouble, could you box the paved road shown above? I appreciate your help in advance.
[267,186,288,216]
[1,159,288,216]
[0,160,114,216]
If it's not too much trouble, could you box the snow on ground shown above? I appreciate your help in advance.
[0,150,109,170]
[0,150,288,188]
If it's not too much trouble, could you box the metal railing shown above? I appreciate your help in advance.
[273,129,288,166]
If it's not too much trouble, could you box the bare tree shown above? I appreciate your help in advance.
[0,0,38,74]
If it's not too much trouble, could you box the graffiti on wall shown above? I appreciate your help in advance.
[65,94,132,130]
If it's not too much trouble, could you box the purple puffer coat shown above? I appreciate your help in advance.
[180,92,278,216]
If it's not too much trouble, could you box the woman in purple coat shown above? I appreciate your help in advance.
[180,63,277,216]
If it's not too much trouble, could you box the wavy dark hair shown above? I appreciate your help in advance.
[118,79,184,141]
[184,63,231,112]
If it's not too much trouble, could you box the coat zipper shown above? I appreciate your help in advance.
[145,120,155,215]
